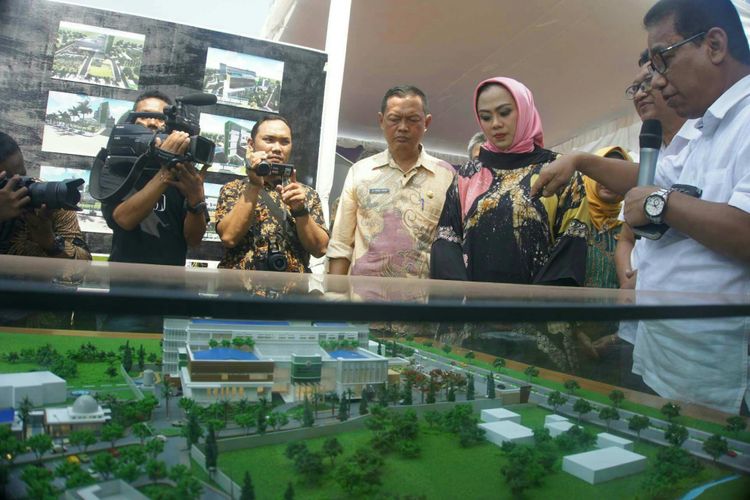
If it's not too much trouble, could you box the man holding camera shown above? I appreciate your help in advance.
[215,115,328,272]
[0,131,90,260]
[102,90,208,266]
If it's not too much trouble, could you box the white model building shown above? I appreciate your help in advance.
[163,319,388,405]
[481,408,521,423]
[0,371,66,408]
[479,420,534,446]
[45,395,111,438]
[563,447,646,484]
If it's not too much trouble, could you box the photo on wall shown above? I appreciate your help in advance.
[202,47,284,113]
[38,165,112,235]
[200,112,256,175]
[41,91,133,157]
[204,182,223,243]
[51,21,145,90]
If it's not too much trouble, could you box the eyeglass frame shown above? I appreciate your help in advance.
[625,66,654,99]
[650,31,706,75]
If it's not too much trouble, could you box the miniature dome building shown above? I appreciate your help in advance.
[45,394,111,438]
[71,395,99,415]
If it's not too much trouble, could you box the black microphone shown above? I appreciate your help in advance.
[637,119,662,186]
[177,93,218,106]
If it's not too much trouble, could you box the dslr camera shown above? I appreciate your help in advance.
[0,176,83,211]
[90,93,217,203]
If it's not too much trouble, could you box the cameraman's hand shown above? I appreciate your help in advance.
[154,131,190,156]
[277,169,306,212]
[0,172,31,222]
[23,204,56,251]
[245,148,268,188]
[165,163,209,206]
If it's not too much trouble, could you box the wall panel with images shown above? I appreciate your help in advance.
[0,0,327,261]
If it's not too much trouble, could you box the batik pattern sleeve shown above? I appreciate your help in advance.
[214,179,242,228]
[53,209,91,260]
[305,186,329,235]
[430,177,468,280]
[532,168,589,286]
[326,168,357,262]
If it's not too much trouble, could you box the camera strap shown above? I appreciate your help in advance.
[258,187,292,232]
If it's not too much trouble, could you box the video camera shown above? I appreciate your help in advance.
[255,161,294,178]
[89,93,217,203]
[0,176,83,211]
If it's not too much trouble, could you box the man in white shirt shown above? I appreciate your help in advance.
[532,0,750,413]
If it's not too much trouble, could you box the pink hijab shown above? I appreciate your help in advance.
[459,77,544,219]
[473,76,544,153]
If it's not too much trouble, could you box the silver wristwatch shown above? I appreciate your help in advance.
[643,188,672,224]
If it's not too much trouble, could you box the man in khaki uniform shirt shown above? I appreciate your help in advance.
[327,85,455,278]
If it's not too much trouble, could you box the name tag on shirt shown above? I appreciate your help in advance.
[369,188,390,194]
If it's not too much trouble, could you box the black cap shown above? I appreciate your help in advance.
[639,119,662,150]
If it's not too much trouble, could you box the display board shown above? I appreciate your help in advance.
[0,0,328,260]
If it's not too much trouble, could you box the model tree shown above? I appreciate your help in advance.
[564,379,580,395]
[661,402,681,422]
[21,466,57,499]
[493,357,506,373]
[122,341,133,373]
[465,351,475,359]
[146,437,165,459]
[170,464,203,500]
[401,380,414,405]
[442,344,452,354]
[240,470,255,500]
[162,377,172,418]
[703,434,729,462]
[466,374,475,400]
[18,396,33,440]
[105,363,118,380]
[146,458,167,483]
[205,424,218,471]
[101,422,124,449]
[547,391,568,414]
[27,433,53,462]
[323,437,344,466]
[68,429,96,454]
[137,344,146,371]
[426,378,437,404]
[608,389,625,408]
[598,406,620,431]
[338,396,350,422]
[725,415,747,436]
[486,373,496,399]
[573,398,593,423]
[92,452,117,479]
[284,481,294,500]
[115,461,141,482]
[132,422,153,445]
[664,423,689,447]
[627,415,651,442]
[302,397,315,427]
[501,445,546,497]
[208,339,219,348]
[359,394,369,415]
[524,366,539,382]
[183,411,204,449]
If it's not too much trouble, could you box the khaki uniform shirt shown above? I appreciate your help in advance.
[327,148,455,278]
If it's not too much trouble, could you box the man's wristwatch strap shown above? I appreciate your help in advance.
[290,205,309,218]
[186,200,208,214]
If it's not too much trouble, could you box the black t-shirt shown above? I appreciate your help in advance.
[103,178,187,266]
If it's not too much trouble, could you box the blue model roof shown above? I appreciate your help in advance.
[328,350,366,359]
[194,348,258,361]
[0,407,14,424]
[192,319,290,326]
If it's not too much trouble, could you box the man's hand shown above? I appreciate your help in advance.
[164,163,208,206]
[277,170,306,213]
[623,185,657,227]
[530,153,579,198]
[0,172,30,222]
[245,148,268,188]
[23,204,56,252]
[155,131,190,156]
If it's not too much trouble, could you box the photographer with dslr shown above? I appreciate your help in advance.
[102,90,208,266]
[0,131,90,260]
[215,116,328,272]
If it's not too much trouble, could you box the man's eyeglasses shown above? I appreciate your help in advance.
[650,32,706,74]
[625,75,653,99]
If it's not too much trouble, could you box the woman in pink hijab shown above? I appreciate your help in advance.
[431,77,589,284]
